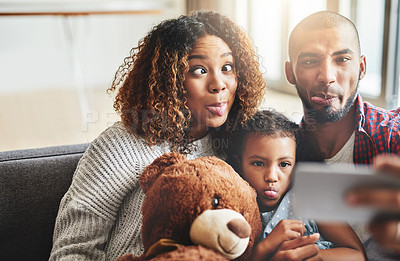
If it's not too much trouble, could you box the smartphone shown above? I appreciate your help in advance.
[292,162,400,223]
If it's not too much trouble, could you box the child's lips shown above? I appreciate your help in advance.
[206,102,227,116]
[264,189,278,199]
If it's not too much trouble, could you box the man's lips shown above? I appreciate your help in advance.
[311,95,338,106]
[206,102,227,116]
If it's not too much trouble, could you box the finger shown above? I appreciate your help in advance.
[273,243,319,261]
[346,188,400,211]
[294,244,320,261]
[276,219,306,235]
[305,254,323,261]
[369,219,400,250]
[278,233,320,251]
[288,220,306,235]
[374,154,400,178]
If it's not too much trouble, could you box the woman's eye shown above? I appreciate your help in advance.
[211,197,220,208]
[222,64,233,72]
[191,66,207,75]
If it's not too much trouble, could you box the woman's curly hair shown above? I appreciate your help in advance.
[108,10,266,153]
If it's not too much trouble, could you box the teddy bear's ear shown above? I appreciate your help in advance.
[140,152,187,193]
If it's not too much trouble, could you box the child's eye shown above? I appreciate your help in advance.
[190,66,207,75]
[279,162,291,168]
[222,64,234,72]
[251,161,264,167]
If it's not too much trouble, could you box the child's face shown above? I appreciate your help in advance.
[239,135,296,212]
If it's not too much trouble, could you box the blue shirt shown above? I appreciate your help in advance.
[260,190,334,250]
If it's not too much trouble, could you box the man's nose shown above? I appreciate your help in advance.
[317,61,336,86]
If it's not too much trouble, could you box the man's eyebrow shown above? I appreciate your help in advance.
[332,49,354,56]
[298,52,319,59]
[188,52,233,60]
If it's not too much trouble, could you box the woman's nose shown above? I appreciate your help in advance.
[208,72,226,93]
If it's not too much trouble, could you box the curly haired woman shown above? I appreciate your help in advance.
[50,10,266,260]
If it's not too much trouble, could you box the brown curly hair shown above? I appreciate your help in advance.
[108,10,266,153]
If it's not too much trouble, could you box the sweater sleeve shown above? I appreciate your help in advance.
[49,124,142,261]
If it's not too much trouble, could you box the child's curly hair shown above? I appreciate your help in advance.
[227,109,300,173]
[108,10,266,153]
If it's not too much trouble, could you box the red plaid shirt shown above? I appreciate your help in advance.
[353,94,400,164]
[299,94,400,164]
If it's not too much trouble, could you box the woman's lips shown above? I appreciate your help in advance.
[311,95,338,106]
[206,102,227,116]
[264,189,278,199]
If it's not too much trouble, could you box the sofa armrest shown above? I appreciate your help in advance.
[0,143,89,260]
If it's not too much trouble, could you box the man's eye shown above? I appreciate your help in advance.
[302,60,317,66]
[191,67,207,75]
[222,64,234,72]
[336,57,350,63]
[251,161,264,167]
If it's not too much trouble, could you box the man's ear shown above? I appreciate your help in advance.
[359,55,367,80]
[285,61,296,85]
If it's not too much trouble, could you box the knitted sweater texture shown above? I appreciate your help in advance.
[49,121,218,261]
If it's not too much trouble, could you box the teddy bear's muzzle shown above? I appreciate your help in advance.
[189,209,251,260]
[227,218,251,239]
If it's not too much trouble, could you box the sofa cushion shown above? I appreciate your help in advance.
[0,143,89,260]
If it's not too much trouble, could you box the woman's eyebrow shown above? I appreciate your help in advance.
[188,54,206,60]
[221,52,233,58]
[188,52,233,60]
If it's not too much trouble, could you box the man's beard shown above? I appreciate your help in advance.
[296,81,359,124]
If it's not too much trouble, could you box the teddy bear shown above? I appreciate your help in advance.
[117,152,262,261]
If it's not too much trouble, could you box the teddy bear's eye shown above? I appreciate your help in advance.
[211,197,220,208]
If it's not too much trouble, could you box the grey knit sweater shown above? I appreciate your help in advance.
[49,121,218,261]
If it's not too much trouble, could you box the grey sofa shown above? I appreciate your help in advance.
[0,143,89,261]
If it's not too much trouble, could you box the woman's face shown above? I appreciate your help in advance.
[184,34,238,139]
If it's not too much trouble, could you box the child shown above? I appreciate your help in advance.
[227,110,366,261]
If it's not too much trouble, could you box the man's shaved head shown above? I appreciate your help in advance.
[288,11,361,61]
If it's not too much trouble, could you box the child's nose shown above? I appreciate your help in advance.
[264,167,278,183]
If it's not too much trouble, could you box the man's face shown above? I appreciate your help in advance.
[285,25,366,123]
